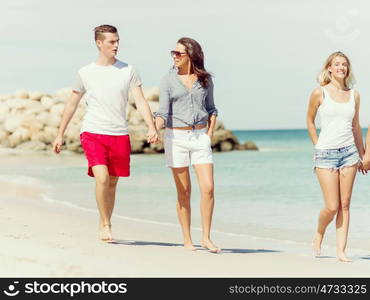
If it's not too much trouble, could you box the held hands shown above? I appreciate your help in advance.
[147,127,159,144]
[363,160,370,171]
[358,152,370,174]
[52,135,64,154]
[361,155,370,173]
[358,161,368,175]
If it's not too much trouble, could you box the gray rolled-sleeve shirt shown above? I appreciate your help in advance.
[154,67,218,127]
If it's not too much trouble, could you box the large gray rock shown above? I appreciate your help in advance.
[128,125,147,153]
[66,141,83,153]
[16,141,47,151]
[235,141,259,151]
[0,87,258,153]
[29,91,43,101]
[14,90,29,99]
[220,141,233,152]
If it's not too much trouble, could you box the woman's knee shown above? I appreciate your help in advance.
[177,187,191,202]
[201,184,214,198]
[340,199,351,211]
[178,190,191,201]
[324,206,339,217]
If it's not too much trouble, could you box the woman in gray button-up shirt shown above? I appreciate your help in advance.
[155,37,220,253]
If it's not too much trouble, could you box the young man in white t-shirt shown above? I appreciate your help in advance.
[52,25,158,242]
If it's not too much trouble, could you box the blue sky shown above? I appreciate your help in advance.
[2,0,370,129]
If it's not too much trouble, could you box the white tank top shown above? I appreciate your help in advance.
[315,86,355,150]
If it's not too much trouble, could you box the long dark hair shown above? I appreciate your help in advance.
[177,37,211,88]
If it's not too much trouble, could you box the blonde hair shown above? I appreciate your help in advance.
[317,51,355,89]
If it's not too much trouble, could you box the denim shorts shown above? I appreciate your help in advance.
[313,144,360,173]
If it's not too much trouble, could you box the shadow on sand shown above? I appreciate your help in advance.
[109,240,281,254]
[358,255,370,260]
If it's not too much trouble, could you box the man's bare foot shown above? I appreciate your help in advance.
[99,224,113,243]
[338,253,352,262]
[202,239,221,253]
[312,234,322,257]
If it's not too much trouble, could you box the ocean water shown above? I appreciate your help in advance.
[2,129,370,251]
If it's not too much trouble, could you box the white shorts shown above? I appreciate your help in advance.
[164,128,213,168]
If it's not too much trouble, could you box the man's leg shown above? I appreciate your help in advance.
[108,176,119,220]
[92,165,113,241]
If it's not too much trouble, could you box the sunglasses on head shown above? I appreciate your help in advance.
[170,50,187,58]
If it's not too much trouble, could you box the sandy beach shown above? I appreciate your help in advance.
[1,150,370,278]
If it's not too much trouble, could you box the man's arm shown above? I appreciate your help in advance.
[52,91,84,153]
[130,86,159,143]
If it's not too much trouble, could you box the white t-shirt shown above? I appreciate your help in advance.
[72,59,142,135]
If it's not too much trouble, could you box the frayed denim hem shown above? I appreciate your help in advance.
[313,160,360,176]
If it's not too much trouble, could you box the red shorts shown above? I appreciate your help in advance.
[80,132,131,177]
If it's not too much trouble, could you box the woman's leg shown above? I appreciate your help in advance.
[337,166,357,262]
[313,168,340,255]
[171,167,196,250]
[193,163,220,253]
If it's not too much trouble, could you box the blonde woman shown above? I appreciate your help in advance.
[306,51,365,262]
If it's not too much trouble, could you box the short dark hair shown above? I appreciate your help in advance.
[94,25,117,41]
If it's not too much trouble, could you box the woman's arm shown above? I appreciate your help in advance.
[205,78,218,137]
[352,90,365,159]
[154,77,170,131]
[207,115,217,137]
[306,87,322,145]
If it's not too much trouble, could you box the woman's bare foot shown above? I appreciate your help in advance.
[184,243,197,251]
[202,239,221,253]
[99,223,113,243]
[312,234,322,257]
[183,238,197,251]
[337,252,352,262]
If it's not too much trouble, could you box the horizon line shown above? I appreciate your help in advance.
[231,127,370,131]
